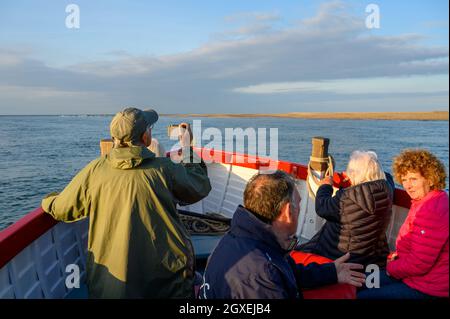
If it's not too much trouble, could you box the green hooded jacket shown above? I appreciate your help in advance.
[41,145,211,298]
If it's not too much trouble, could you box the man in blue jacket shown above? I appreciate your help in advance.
[199,170,366,299]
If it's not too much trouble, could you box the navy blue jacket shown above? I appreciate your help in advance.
[199,206,337,299]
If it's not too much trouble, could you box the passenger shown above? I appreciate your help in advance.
[358,149,448,299]
[199,171,365,299]
[297,151,394,267]
[41,107,211,298]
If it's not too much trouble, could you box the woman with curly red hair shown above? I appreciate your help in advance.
[358,149,448,299]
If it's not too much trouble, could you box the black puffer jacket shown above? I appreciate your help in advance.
[298,174,394,267]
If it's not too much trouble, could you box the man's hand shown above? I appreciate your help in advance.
[334,253,366,287]
[179,122,193,148]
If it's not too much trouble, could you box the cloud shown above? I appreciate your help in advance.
[224,12,281,24]
[216,11,281,40]
[302,0,361,32]
[399,57,449,69]
[0,85,101,99]
[0,85,110,114]
[0,48,34,67]
[233,74,449,95]
[0,1,448,114]
[218,24,275,39]
[0,53,21,67]
[422,20,450,29]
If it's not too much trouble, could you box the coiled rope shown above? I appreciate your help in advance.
[178,211,231,235]
[306,155,335,199]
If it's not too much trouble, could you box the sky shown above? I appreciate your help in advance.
[0,0,448,114]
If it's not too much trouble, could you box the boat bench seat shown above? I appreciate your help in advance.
[290,251,357,299]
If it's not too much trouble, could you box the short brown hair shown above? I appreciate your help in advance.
[392,149,447,190]
[243,170,296,221]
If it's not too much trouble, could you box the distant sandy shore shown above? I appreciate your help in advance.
[162,111,448,121]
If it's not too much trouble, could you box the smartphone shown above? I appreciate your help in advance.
[167,124,187,137]
[167,124,179,137]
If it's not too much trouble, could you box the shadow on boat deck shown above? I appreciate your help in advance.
[66,284,89,299]
[65,234,310,298]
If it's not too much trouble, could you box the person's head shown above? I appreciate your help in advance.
[243,171,301,237]
[346,151,386,186]
[392,149,446,201]
[110,107,158,148]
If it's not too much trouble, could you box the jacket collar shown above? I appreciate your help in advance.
[411,189,445,206]
[230,205,287,254]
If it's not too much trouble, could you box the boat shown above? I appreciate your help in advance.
[0,139,411,299]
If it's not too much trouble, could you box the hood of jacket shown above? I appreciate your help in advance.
[107,145,155,169]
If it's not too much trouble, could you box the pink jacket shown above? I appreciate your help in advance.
[387,190,449,297]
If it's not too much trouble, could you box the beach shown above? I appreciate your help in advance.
[162,111,449,121]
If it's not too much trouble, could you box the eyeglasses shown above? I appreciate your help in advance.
[147,124,154,130]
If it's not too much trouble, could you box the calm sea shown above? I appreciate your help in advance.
[0,115,448,230]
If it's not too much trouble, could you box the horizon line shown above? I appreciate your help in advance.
[0,110,448,121]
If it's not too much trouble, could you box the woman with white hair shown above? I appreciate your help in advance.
[297,150,395,267]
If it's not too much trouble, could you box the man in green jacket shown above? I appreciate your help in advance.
[41,107,211,298]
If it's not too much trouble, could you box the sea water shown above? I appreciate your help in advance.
[0,115,448,230]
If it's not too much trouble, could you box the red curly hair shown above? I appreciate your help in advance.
[392,149,447,190]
